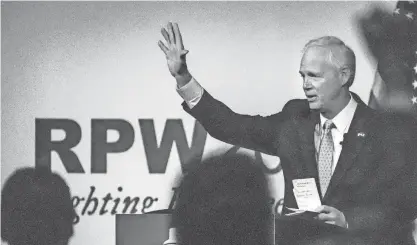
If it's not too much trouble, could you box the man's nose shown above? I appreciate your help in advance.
[303,78,312,89]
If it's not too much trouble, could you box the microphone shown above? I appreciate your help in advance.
[339,133,348,146]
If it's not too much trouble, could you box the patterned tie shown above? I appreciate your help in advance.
[318,120,335,196]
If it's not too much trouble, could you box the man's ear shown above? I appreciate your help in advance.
[340,66,351,86]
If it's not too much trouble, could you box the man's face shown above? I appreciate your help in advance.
[299,47,344,111]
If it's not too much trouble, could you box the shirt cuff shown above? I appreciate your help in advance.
[176,77,204,109]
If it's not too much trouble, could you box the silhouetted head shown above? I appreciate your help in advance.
[174,153,272,245]
[1,167,76,245]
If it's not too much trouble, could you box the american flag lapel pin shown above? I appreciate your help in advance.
[357,132,366,137]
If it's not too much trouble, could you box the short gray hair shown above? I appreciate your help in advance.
[302,36,356,87]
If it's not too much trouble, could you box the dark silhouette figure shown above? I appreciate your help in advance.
[1,167,76,245]
[173,152,272,245]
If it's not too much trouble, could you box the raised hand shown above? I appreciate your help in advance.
[158,22,192,86]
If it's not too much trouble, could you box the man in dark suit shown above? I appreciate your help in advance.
[158,22,417,244]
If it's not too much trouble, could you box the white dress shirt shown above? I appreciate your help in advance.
[176,77,205,109]
[316,96,357,173]
[177,77,358,174]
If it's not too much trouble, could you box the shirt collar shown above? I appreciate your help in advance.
[320,94,358,133]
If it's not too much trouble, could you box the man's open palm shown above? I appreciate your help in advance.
[158,22,189,78]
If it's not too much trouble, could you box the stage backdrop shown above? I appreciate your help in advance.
[3,1,413,245]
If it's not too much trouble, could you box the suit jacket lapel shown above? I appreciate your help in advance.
[323,95,370,201]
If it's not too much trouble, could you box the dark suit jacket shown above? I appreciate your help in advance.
[182,91,417,245]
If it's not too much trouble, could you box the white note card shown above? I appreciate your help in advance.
[292,178,322,211]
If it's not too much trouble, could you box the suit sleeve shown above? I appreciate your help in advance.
[182,90,299,156]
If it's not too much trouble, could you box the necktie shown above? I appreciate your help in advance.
[318,120,335,196]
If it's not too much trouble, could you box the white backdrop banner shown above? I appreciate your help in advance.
[3,2,409,245]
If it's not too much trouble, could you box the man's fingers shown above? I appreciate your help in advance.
[167,22,175,45]
[317,213,330,221]
[158,41,169,55]
[317,212,335,221]
[161,28,171,45]
[173,23,184,50]
[314,205,332,213]
[180,50,189,57]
